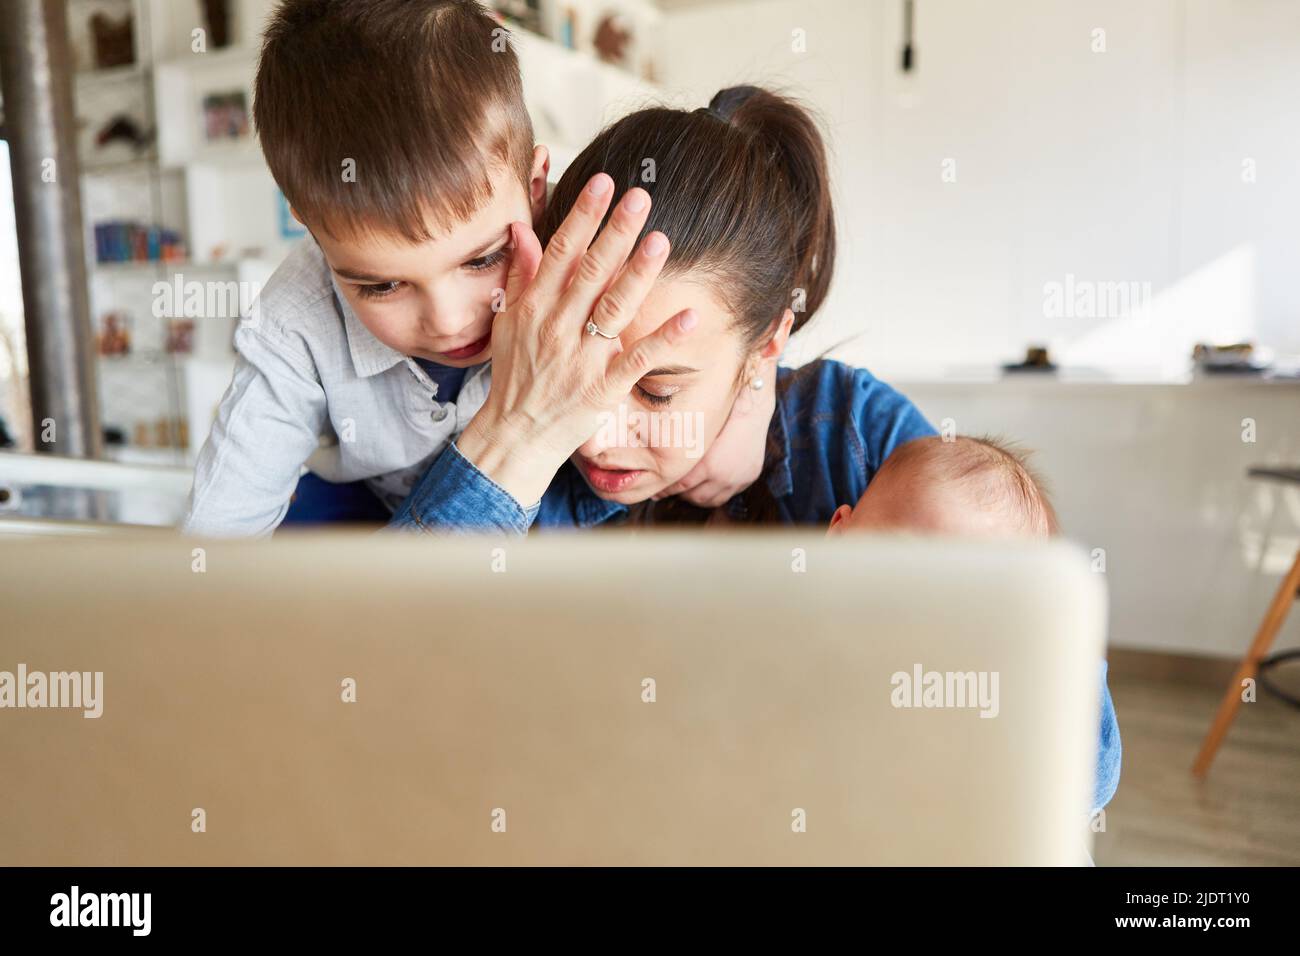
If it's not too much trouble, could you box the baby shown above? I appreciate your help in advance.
[827,435,1057,539]
[829,434,1121,834]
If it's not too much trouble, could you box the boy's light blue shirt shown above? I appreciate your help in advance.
[182,238,491,537]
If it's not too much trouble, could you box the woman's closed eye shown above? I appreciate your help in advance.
[636,382,680,407]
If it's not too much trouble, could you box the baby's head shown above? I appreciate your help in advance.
[828,436,1058,540]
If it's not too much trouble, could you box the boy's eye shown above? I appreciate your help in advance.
[355,281,403,300]
[464,248,508,272]
[636,383,678,407]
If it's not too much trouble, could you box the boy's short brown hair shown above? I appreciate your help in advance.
[254,0,534,242]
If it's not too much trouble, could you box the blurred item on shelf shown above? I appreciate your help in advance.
[1002,345,1057,374]
[1191,341,1270,374]
[166,320,195,356]
[593,12,631,67]
[96,313,131,357]
[559,6,577,49]
[202,0,235,49]
[493,0,544,35]
[94,114,153,154]
[93,220,186,264]
[132,418,189,450]
[91,11,134,70]
[202,90,250,142]
[277,191,307,240]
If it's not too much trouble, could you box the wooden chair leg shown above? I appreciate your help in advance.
[1192,548,1300,777]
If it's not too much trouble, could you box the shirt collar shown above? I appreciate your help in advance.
[331,275,407,378]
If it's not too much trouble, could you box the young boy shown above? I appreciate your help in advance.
[183,0,765,536]
[828,435,1121,821]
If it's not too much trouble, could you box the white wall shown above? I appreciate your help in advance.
[903,378,1300,656]
[657,0,1300,378]
[656,0,1300,657]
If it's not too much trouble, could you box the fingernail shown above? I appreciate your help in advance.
[678,309,698,331]
[587,174,612,196]
[624,189,648,212]
[643,232,667,256]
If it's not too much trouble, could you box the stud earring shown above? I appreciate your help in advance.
[750,376,764,390]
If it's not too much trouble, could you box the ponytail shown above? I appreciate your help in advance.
[705,86,836,325]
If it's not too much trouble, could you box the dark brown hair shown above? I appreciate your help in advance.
[539,86,836,350]
[254,0,534,242]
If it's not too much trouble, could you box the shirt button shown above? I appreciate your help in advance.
[430,406,451,424]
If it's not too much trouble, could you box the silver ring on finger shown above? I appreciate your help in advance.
[585,318,619,340]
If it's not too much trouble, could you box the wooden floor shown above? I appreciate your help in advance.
[1094,672,1300,866]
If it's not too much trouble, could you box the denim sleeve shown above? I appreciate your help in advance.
[838,364,937,507]
[388,441,540,535]
[1093,660,1122,812]
[849,365,938,474]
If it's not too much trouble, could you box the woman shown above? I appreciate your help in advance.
[389,86,1120,812]
[390,86,933,533]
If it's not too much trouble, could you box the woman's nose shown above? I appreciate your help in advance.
[578,399,647,458]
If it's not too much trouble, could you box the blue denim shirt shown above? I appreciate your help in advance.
[390,359,1121,809]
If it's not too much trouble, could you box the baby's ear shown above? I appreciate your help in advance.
[826,504,852,536]
[529,145,550,226]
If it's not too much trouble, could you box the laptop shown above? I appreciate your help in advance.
[0,531,1105,865]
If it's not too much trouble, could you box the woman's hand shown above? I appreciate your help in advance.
[457,173,699,506]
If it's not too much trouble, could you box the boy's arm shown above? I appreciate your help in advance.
[182,323,328,537]
[655,354,778,507]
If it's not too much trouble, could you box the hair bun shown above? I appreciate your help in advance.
[706,85,764,123]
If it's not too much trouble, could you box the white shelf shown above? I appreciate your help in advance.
[182,138,263,168]
[98,257,241,271]
[92,259,189,274]
[74,63,150,86]
[511,27,661,178]
[156,43,258,72]
[80,154,168,175]
[154,46,259,170]
[98,351,196,365]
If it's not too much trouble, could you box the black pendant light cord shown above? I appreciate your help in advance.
[901,0,916,73]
